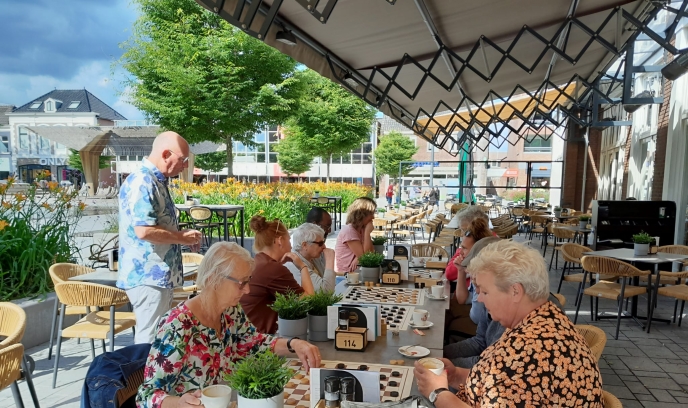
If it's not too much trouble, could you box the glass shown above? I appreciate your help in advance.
[225,275,251,289]
[168,150,189,163]
[309,240,325,247]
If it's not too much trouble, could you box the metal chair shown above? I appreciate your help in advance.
[189,206,222,249]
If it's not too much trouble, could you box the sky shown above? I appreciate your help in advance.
[0,0,144,119]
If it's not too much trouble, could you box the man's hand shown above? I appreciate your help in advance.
[176,390,203,408]
[413,361,449,398]
[323,248,335,269]
[292,339,321,372]
[181,230,202,247]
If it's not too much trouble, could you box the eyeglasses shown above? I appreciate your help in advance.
[168,150,189,164]
[463,230,472,238]
[225,275,252,289]
[318,222,332,233]
[309,241,326,247]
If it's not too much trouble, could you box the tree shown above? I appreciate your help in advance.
[118,0,303,176]
[67,149,112,172]
[275,136,313,177]
[284,69,376,181]
[373,131,418,180]
[194,152,226,173]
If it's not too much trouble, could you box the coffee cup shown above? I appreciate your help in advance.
[412,309,429,326]
[201,384,232,408]
[419,357,445,375]
[429,271,443,280]
[431,285,444,298]
[347,272,360,284]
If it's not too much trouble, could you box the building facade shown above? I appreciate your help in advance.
[0,105,13,180]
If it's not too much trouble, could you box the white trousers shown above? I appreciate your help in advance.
[126,285,173,344]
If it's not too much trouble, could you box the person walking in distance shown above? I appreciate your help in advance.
[117,131,203,344]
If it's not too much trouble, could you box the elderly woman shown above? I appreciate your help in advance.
[415,240,602,407]
[334,197,376,273]
[240,216,315,334]
[286,223,336,292]
[136,242,321,408]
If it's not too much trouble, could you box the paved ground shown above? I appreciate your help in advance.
[3,212,688,407]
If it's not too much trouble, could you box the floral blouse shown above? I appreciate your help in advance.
[458,301,603,407]
[136,302,277,408]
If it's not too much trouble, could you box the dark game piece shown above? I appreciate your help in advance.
[390,391,399,398]
[379,383,384,390]
[358,365,368,370]
[336,363,346,369]
[380,374,387,380]
[389,381,398,387]
[392,371,401,377]
[390,324,396,328]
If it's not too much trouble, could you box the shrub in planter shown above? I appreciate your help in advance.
[269,290,310,339]
[225,350,294,408]
[632,231,654,256]
[371,236,388,255]
[306,290,343,342]
[358,252,384,283]
[578,215,591,228]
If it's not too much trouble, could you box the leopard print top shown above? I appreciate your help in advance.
[458,301,603,407]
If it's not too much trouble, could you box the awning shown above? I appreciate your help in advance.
[532,163,552,178]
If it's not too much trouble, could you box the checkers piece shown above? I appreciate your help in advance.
[389,381,398,387]
[286,398,297,405]
[380,374,387,380]
[285,382,297,389]
[336,363,346,369]
[293,373,304,379]
[392,371,401,377]
[358,365,368,371]
[390,391,399,398]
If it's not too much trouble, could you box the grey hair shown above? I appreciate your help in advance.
[292,223,325,252]
[467,240,550,301]
[457,206,489,230]
[196,242,255,291]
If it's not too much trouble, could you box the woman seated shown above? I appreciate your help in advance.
[137,242,321,408]
[415,240,602,408]
[286,223,336,292]
[240,216,315,334]
[334,197,376,274]
[446,215,492,296]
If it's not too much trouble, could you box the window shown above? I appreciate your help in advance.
[68,101,80,109]
[524,137,552,152]
[45,101,53,111]
[39,136,51,154]
[0,133,9,154]
[18,127,29,152]
[29,102,41,109]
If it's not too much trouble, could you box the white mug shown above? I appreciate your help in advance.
[412,309,429,325]
[201,385,232,408]
[419,357,445,375]
[429,271,443,280]
[347,272,360,284]
[431,285,444,298]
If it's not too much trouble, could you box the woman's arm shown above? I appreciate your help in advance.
[273,338,321,372]
[345,240,365,258]
[362,222,374,252]
[454,267,470,304]
[414,361,471,408]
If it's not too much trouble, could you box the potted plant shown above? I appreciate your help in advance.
[578,214,591,229]
[226,350,294,408]
[358,251,384,283]
[306,290,343,342]
[553,206,562,217]
[314,191,320,198]
[269,290,310,340]
[372,236,388,254]
[632,231,654,256]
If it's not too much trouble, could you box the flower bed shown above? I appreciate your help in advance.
[171,180,372,235]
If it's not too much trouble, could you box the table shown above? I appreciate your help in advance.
[311,196,343,231]
[176,204,245,246]
[69,264,200,286]
[557,225,592,245]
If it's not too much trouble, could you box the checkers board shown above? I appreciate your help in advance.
[283,359,414,408]
[342,286,425,306]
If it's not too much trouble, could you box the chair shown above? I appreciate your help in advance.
[115,367,145,407]
[548,226,576,270]
[220,210,240,242]
[175,207,190,230]
[645,271,688,331]
[0,302,39,408]
[0,344,27,408]
[557,244,616,304]
[52,282,136,388]
[602,390,623,408]
[574,256,650,339]
[411,243,449,259]
[552,293,566,307]
[574,324,607,362]
[189,206,222,249]
[88,235,118,268]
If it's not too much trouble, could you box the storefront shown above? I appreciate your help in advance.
[16,158,69,184]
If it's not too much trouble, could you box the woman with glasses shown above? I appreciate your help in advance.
[137,241,321,408]
[240,216,316,334]
[286,223,336,292]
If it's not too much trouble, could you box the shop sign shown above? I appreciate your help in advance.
[39,157,67,166]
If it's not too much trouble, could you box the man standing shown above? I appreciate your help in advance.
[117,131,202,344]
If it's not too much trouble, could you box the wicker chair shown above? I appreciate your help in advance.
[646,271,688,332]
[574,324,607,362]
[88,234,118,268]
[602,390,623,408]
[575,256,650,339]
[412,243,449,259]
[552,293,567,308]
[189,206,222,249]
[52,282,136,388]
[548,226,576,270]
[557,244,616,304]
[0,344,26,408]
[0,302,39,408]
[115,367,145,407]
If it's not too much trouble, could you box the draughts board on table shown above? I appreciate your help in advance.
[342,286,425,306]
[379,304,414,331]
[408,269,439,279]
[283,359,415,408]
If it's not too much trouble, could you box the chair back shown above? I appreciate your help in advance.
[551,293,566,307]
[553,226,576,240]
[54,282,130,308]
[560,243,592,264]
[581,256,650,278]
[0,343,24,390]
[412,244,449,258]
[658,245,688,255]
[182,253,204,265]
[373,218,388,228]
[317,197,329,204]
[602,390,622,408]
[575,324,607,362]
[0,303,26,348]
[115,367,145,407]
[49,263,95,285]
[189,206,212,222]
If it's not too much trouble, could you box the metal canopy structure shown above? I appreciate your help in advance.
[195,0,688,154]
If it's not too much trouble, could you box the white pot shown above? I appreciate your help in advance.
[238,391,284,408]
[277,317,308,340]
[554,210,561,217]
[373,245,385,255]
[634,243,649,256]
[307,314,329,342]
[360,266,380,283]
[579,221,588,229]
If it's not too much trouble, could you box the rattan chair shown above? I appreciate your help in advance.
[115,367,145,407]
[548,226,576,270]
[557,244,616,304]
[574,256,650,339]
[0,344,27,408]
[0,302,39,408]
[552,293,567,308]
[574,324,607,362]
[646,271,688,332]
[52,282,136,388]
[602,390,623,408]
[189,206,222,249]
[411,243,449,259]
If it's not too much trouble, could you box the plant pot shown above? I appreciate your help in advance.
[373,245,385,255]
[634,243,649,256]
[307,314,329,342]
[238,392,284,408]
[579,221,588,229]
[277,317,308,340]
[554,210,561,218]
[360,266,380,284]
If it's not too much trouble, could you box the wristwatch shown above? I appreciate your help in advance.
[429,388,450,403]
[287,337,299,353]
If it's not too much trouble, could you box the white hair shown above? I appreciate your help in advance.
[292,223,325,252]
[196,242,255,291]
[457,206,489,229]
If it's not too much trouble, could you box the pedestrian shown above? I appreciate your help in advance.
[117,131,203,344]
[386,182,395,208]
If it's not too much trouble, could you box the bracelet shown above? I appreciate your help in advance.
[287,337,298,353]
[300,266,310,272]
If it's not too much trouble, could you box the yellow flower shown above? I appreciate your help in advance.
[1,201,11,209]
[0,220,7,231]
[42,203,53,212]
[78,202,87,211]
[15,193,25,202]
[47,181,59,191]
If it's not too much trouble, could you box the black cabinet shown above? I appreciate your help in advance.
[591,200,676,250]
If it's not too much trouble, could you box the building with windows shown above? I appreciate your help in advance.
[0,105,13,180]
[4,90,126,183]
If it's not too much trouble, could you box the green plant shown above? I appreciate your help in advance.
[578,215,591,221]
[632,231,654,244]
[101,211,119,233]
[306,289,343,316]
[371,236,388,245]
[377,208,386,213]
[554,206,561,211]
[358,251,384,268]
[225,350,294,399]
[269,290,310,320]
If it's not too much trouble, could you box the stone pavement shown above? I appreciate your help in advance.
[2,218,688,407]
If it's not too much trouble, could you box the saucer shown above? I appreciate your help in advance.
[409,321,434,330]
[427,294,449,300]
[345,281,362,286]
[398,345,430,358]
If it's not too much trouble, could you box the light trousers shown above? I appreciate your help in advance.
[126,285,173,344]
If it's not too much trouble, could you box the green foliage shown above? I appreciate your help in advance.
[225,351,294,399]
[0,179,85,301]
[284,69,376,181]
[306,289,343,316]
[67,149,112,172]
[373,131,418,178]
[554,206,561,211]
[578,215,591,221]
[358,252,384,267]
[102,212,119,233]
[119,0,303,176]
[371,236,388,245]
[632,231,654,244]
[269,290,310,320]
[501,188,550,202]
[194,152,227,173]
[275,136,314,176]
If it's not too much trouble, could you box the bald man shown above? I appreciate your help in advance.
[117,131,202,344]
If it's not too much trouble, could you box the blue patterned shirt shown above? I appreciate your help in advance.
[117,159,182,290]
